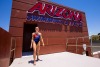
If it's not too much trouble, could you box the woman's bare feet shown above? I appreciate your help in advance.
[33,61,36,65]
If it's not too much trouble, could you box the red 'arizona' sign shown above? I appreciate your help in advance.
[28,1,82,22]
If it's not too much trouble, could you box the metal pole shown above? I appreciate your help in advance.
[76,38,78,53]
[47,38,48,45]
[66,38,68,51]
[82,37,85,55]
[90,36,93,56]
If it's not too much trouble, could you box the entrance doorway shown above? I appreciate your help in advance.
[23,23,38,52]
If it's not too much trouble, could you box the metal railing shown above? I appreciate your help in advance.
[9,37,16,65]
[65,35,100,58]
[43,35,100,58]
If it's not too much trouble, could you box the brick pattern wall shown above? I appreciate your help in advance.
[9,0,91,57]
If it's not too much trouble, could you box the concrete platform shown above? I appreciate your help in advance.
[9,52,100,67]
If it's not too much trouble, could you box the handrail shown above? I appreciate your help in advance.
[10,37,16,52]
[66,45,100,47]
[9,37,16,65]
[10,48,16,52]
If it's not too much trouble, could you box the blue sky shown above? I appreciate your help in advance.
[0,0,100,36]
[0,0,12,31]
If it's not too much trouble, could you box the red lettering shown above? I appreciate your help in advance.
[67,11,75,20]
[45,4,53,16]
[55,7,63,17]
[77,13,82,21]
[28,2,42,13]
[28,1,82,22]
[73,12,82,21]
[62,9,70,19]
[28,2,46,14]
[50,6,57,16]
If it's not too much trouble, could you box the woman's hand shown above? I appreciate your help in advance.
[30,44,32,48]
[42,43,45,47]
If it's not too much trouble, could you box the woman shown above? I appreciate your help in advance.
[30,27,44,65]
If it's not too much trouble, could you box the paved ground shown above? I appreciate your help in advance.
[10,52,100,67]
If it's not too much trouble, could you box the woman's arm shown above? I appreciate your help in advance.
[40,33,44,46]
[30,33,34,48]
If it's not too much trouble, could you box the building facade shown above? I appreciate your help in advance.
[9,0,91,58]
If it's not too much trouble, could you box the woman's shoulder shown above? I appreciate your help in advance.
[38,32,42,35]
[32,32,35,35]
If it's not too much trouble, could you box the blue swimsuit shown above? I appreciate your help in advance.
[33,33,40,45]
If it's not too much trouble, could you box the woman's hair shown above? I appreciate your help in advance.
[35,26,39,29]
[35,27,39,32]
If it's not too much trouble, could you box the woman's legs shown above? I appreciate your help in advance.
[32,42,36,65]
[36,42,40,60]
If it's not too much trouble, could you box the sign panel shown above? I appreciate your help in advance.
[27,1,83,32]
